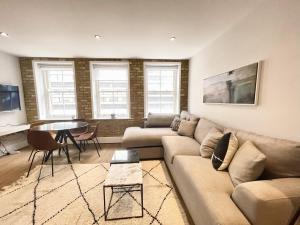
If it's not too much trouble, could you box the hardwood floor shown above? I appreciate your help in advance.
[0,143,122,190]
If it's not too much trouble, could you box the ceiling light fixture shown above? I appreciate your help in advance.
[0,32,9,37]
[170,36,176,41]
[94,35,102,40]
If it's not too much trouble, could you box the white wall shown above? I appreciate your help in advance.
[189,0,300,142]
[0,51,27,153]
[0,51,26,125]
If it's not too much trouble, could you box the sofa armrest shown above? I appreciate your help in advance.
[232,178,300,225]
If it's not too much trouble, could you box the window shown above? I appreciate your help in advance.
[33,61,77,119]
[144,62,181,116]
[90,62,130,119]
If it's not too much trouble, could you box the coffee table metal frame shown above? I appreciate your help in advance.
[103,183,143,221]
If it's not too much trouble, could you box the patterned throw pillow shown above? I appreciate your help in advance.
[212,132,239,170]
[170,116,181,131]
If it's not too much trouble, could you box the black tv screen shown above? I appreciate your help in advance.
[0,84,21,112]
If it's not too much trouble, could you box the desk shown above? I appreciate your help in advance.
[0,124,30,155]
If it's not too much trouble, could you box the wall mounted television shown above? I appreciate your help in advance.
[0,84,21,112]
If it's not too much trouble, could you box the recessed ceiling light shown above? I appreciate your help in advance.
[0,32,9,37]
[94,35,102,40]
[170,36,176,41]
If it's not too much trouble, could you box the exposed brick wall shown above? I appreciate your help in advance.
[19,58,39,121]
[180,60,189,111]
[19,57,189,137]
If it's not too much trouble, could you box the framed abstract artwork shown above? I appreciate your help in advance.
[203,62,260,105]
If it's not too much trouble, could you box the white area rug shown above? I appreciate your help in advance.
[0,161,190,225]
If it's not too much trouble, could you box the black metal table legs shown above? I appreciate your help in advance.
[103,184,143,221]
[45,130,82,163]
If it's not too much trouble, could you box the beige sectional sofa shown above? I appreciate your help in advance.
[122,113,300,225]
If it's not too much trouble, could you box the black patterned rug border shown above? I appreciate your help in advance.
[41,180,105,225]
[0,165,69,198]
[70,164,99,225]
[0,164,101,219]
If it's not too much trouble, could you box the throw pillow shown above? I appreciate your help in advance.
[229,141,266,186]
[177,120,197,138]
[212,132,239,170]
[170,116,181,131]
[200,127,223,158]
[180,111,189,120]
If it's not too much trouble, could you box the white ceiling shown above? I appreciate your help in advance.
[0,0,263,59]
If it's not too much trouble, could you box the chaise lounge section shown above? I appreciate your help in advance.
[122,112,300,225]
[122,113,178,159]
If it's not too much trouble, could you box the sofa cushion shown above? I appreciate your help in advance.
[180,111,199,122]
[170,116,181,131]
[177,120,198,138]
[162,136,200,164]
[212,132,239,171]
[229,141,266,186]
[232,178,300,225]
[200,127,223,158]
[145,113,176,127]
[122,127,177,148]
[236,130,300,179]
[172,156,250,225]
[194,118,223,144]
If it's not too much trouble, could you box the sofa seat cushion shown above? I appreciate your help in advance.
[232,178,300,225]
[172,156,250,225]
[162,136,200,164]
[122,127,178,148]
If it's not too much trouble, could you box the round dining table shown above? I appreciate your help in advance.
[31,121,89,163]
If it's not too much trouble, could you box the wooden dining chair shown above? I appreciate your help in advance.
[75,122,101,160]
[27,130,67,177]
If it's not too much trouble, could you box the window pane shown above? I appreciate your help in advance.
[145,64,180,116]
[91,63,130,119]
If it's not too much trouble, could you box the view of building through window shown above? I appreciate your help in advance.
[90,62,130,119]
[33,62,77,119]
[144,62,181,116]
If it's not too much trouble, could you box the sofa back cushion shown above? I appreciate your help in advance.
[194,118,223,144]
[145,113,176,127]
[236,130,300,179]
[180,111,199,122]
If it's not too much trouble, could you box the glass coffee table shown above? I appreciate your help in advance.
[103,163,143,220]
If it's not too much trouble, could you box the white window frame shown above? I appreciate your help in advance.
[144,62,181,117]
[90,61,131,119]
[32,61,77,120]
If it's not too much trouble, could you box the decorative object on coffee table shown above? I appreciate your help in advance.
[103,163,143,220]
[111,149,139,164]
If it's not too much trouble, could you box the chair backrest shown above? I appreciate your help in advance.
[90,122,101,138]
[27,130,59,151]
[70,119,88,133]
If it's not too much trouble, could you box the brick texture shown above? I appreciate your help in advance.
[19,58,189,137]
